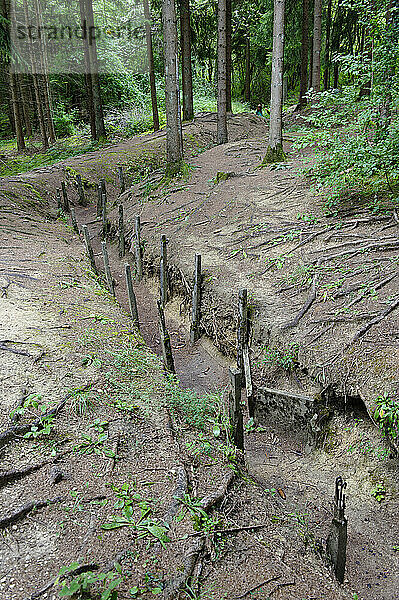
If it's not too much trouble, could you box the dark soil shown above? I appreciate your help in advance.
[0,113,398,600]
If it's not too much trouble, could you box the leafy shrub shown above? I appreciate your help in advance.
[373,394,399,442]
[53,104,78,137]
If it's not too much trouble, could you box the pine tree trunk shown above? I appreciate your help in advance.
[312,0,322,92]
[244,37,251,102]
[297,0,310,108]
[79,0,96,138]
[323,0,333,90]
[264,0,285,162]
[143,0,160,131]
[226,0,232,112]
[33,0,55,143]
[84,0,106,139]
[180,0,194,121]
[18,74,32,138]
[162,0,183,171]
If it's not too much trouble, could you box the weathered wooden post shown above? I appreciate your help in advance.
[76,173,85,205]
[190,254,202,343]
[125,264,139,327]
[160,235,168,306]
[101,191,108,237]
[118,205,125,258]
[229,367,244,451]
[118,167,126,194]
[243,346,255,417]
[100,178,107,204]
[134,216,143,281]
[327,477,348,584]
[101,240,115,296]
[56,188,63,212]
[237,289,248,386]
[157,300,175,374]
[96,183,102,218]
[82,225,98,275]
[61,181,69,213]
[70,207,79,233]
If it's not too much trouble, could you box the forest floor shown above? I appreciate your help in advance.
[0,113,398,600]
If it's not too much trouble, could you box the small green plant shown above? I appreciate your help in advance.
[68,385,96,416]
[74,420,115,458]
[10,393,57,440]
[373,394,399,441]
[258,343,299,371]
[371,482,386,503]
[55,562,122,599]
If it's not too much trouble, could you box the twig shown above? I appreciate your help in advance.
[282,274,317,329]
[269,580,296,596]
[233,576,281,599]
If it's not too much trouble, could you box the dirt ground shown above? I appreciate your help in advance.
[0,113,398,600]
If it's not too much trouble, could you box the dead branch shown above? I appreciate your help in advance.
[0,496,64,530]
[0,343,33,357]
[282,275,317,329]
[269,580,296,596]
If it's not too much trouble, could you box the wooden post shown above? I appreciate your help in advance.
[96,183,102,219]
[101,192,108,238]
[327,477,348,584]
[118,205,125,258]
[76,173,85,205]
[101,240,115,296]
[229,367,244,451]
[134,216,143,281]
[243,346,254,418]
[237,289,248,385]
[61,181,69,213]
[56,188,62,212]
[125,264,139,327]
[157,300,175,374]
[70,207,79,233]
[190,254,202,343]
[100,178,107,204]
[118,166,126,194]
[160,234,168,306]
[82,225,98,274]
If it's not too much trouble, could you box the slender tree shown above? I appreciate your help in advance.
[217,0,228,144]
[143,0,160,131]
[297,0,310,109]
[264,0,285,162]
[244,37,251,101]
[324,0,333,90]
[79,0,96,139]
[162,0,183,171]
[226,0,232,112]
[180,0,194,121]
[312,0,322,92]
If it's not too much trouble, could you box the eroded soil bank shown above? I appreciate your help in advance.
[0,113,398,600]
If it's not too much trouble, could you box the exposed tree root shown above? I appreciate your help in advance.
[25,563,99,600]
[0,397,67,451]
[163,465,189,524]
[350,297,399,345]
[233,575,281,599]
[282,275,317,329]
[0,496,64,530]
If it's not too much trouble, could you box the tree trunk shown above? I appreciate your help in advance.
[79,0,96,138]
[312,0,322,92]
[18,74,32,137]
[297,0,310,109]
[33,0,55,143]
[143,0,160,130]
[264,0,285,162]
[10,72,25,151]
[244,37,251,102]
[331,0,343,89]
[162,0,183,171]
[323,0,332,90]
[217,0,228,144]
[180,0,194,121]
[226,0,232,112]
[83,0,106,139]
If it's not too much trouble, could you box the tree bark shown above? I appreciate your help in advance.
[180,0,194,121]
[264,0,285,162]
[18,74,32,138]
[323,0,333,90]
[217,0,228,144]
[10,72,25,151]
[33,0,55,143]
[312,0,322,92]
[143,0,160,131]
[226,0,232,112]
[79,0,96,138]
[162,0,183,171]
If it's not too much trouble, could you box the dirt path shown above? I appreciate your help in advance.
[0,113,398,600]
